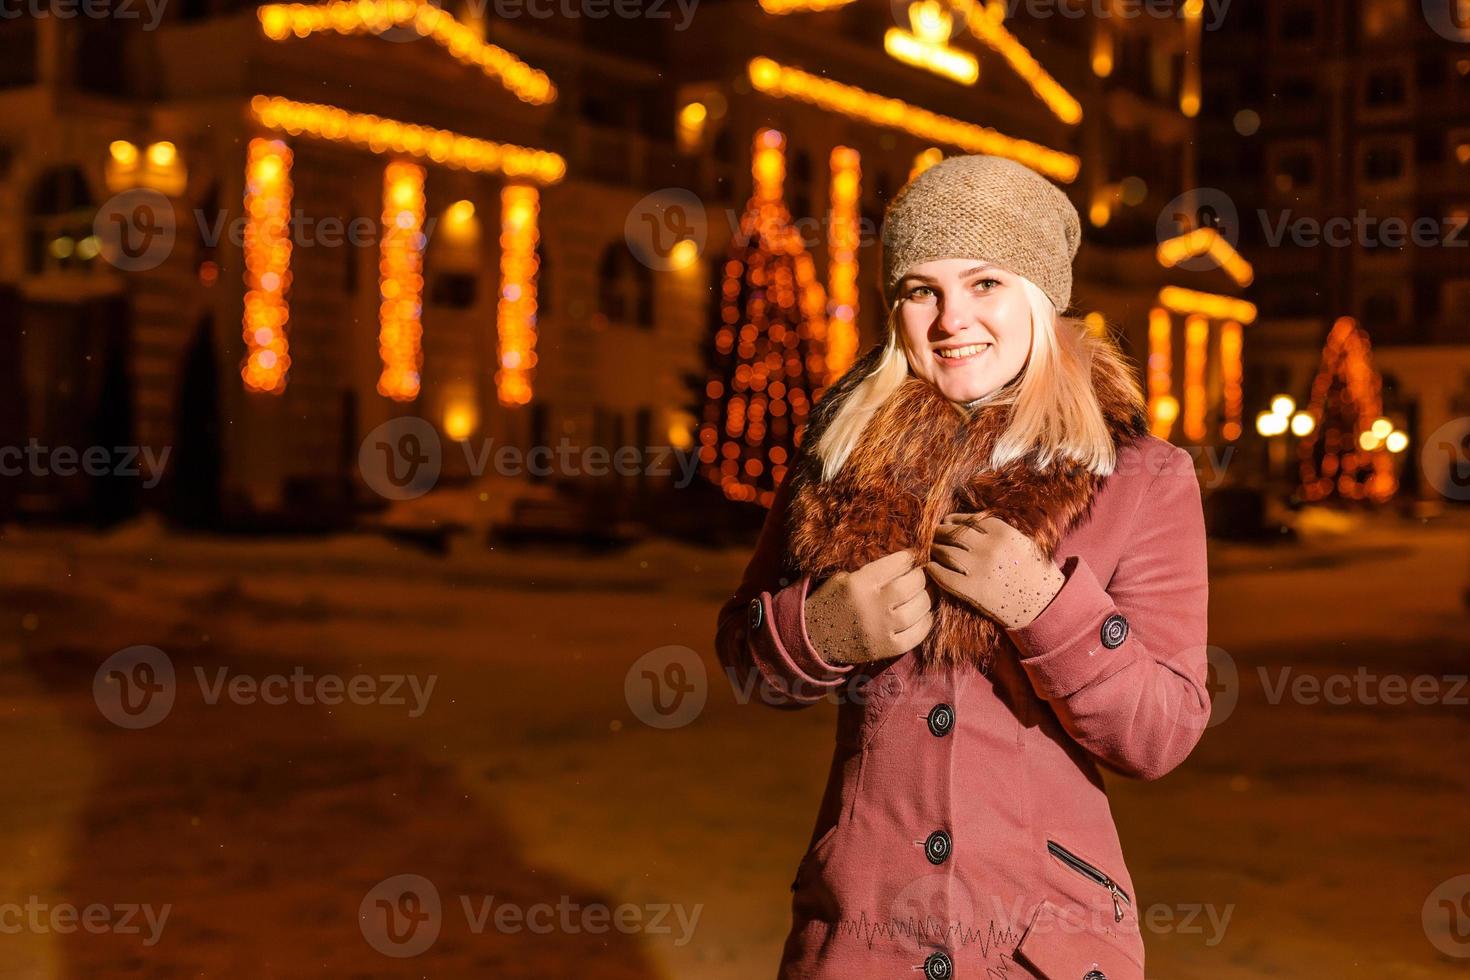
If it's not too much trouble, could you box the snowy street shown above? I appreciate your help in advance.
[1,510,1468,978]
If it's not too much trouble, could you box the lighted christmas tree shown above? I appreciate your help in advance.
[697,128,829,508]
[1296,316,1399,503]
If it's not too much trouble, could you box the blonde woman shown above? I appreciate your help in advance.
[715,155,1210,980]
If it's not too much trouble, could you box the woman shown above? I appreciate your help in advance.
[714,154,1211,980]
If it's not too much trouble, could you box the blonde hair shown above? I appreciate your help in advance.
[814,276,1137,482]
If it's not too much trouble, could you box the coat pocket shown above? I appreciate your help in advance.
[1013,899,1144,980]
[1045,839,1133,925]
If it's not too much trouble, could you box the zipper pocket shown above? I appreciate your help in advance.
[1047,840,1132,923]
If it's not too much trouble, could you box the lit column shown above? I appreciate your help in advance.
[1148,306,1176,438]
[496,183,540,407]
[242,138,293,394]
[1183,313,1209,441]
[377,161,427,402]
[1220,319,1242,441]
[1181,0,1202,117]
[826,146,860,379]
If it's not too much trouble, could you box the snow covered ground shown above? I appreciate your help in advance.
[0,507,1467,978]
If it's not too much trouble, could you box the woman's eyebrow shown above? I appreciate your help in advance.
[901,264,996,284]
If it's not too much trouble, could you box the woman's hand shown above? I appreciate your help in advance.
[926,513,1065,631]
[805,550,935,665]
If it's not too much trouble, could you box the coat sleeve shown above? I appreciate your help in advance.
[714,474,856,709]
[1003,444,1211,781]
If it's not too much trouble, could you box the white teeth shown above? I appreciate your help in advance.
[937,344,990,359]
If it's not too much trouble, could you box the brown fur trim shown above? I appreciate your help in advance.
[786,349,1147,674]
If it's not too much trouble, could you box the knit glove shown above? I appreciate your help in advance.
[804,550,935,665]
[926,512,1066,631]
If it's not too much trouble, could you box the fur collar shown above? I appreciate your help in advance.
[784,344,1148,674]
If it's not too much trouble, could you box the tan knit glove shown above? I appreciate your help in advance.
[804,550,935,665]
[926,513,1065,631]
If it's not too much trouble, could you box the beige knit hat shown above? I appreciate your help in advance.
[880,154,1082,314]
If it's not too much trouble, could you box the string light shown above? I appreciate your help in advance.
[1157,227,1254,286]
[377,161,426,402]
[496,184,540,407]
[1182,314,1208,441]
[1220,319,1242,441]
[257,0,556,105]
[746,57,1079,182]
[1158,285,1257,324]
[826,146,861,379]
[1147,307,1175,438]
[951,0,1082,125]
[700,128,829,508]
[1297,317,1398,503]
[241,139,293,395]
[250,96,565,184]
[884,2,979,86]
[757,0,855,12]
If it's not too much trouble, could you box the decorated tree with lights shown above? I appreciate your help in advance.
[696,128,829,508]
[1296,316,1399,503]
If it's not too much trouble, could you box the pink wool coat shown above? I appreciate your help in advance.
[714,434,1210,980]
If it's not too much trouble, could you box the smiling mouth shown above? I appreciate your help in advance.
[935,343,992,361]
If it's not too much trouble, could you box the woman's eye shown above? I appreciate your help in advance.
[906,285,935,301]
[970,278,1000,292]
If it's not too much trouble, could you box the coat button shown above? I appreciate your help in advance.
[927,703,954,737]
[924,830,951,865]
[1083,971,1106,980]
[922,950,953,979]
[1099,613,1128,649]
[748,596,764,631]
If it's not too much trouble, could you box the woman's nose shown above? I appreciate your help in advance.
[937,297,973,335]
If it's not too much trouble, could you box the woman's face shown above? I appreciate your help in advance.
[895,258,1033,404]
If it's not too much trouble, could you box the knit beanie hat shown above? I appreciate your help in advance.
[879,154,1082,314]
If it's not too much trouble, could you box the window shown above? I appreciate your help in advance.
[1362,291,1401,327]
[597,243,653,327]
[1278,75,1318,102]
[429,273,477,309]
[1280,5,1317,41]
[1362,144,1405,182]
[27,166,99,275]
[1361,0,1408,39]
[1418,55,1446,90]
[1274,151,1317,192]
[1418,131,1446,165]
[1363,68,1406,107]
